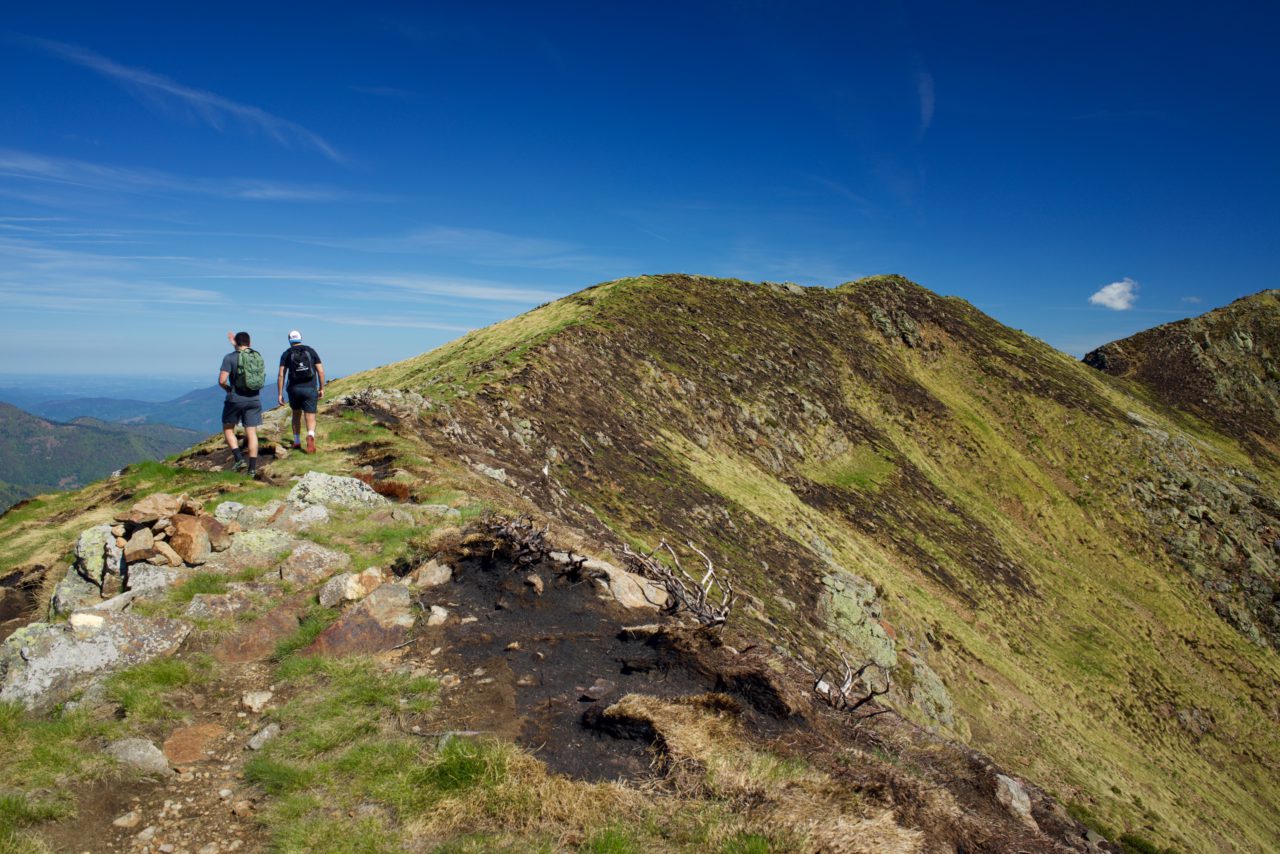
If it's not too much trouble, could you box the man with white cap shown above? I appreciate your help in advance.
[276,330,325,453]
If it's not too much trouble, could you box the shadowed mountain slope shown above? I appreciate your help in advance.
[1084,290,1280,457]
[333,274,1280,852]
[0,403,200,511]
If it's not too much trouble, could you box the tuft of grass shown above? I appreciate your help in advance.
[719,833,775,854]
[105,656,211,724]
[582,826,642,854]
[167,571,229,606]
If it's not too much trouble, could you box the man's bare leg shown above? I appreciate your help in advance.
[291,409,303,445]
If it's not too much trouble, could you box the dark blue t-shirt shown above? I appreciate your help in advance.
[278,344,322,389]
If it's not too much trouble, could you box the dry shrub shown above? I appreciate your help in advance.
[372,480,411,502]
[426,525,464,557]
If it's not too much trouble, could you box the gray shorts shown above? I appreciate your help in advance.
[222,395,263,428]
[287,385,318,414]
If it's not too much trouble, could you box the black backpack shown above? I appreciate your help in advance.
[287,346,315,383]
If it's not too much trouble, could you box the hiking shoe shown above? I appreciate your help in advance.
[306,436,316,454]
[231,457,248,472]
[291,440,302,450]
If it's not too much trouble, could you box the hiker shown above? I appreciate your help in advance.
[219,331,266,476]
[277,329,325,454]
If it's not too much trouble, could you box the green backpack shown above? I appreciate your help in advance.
[235,348,266,394]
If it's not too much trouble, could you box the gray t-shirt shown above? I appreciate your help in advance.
[221,351,260,401]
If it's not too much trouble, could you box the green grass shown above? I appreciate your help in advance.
[582,826,642,854]
[0,790,71,854]
[105,656,211,724]
[242,657,444,850]
[801,446,897,492]
[718,834,775,854]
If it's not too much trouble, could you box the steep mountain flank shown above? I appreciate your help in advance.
[1083,290,1280,454]
[333,274,1280,852]
[0,403,200,511]
[2,275,1278,853]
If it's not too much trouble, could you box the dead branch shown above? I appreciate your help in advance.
[623,540,735,629]
[803,648,891,718]
[486,515,551,569]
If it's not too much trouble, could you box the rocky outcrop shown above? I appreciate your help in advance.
[0,612,190,710]
[287,471,388,509]
[304,583,415,656]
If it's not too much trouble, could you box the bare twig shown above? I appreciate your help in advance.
[802,648,891,718]
[623,540,735,628]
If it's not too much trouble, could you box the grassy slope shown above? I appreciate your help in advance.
[335,274,1280,852]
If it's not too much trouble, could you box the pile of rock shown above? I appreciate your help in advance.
[116,492,235,569]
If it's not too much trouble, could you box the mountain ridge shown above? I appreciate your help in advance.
[2,274,1277,852]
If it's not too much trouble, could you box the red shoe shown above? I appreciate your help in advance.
[306,436,316,454]
[291,440,302,450]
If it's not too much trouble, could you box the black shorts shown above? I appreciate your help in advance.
[287,385,319,414]
[222,396,263,428]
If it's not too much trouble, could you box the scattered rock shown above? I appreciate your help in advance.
[213,501,245,525]
[473,464,510,484]
[168,514,212,565]
[304,584,416,656]
[124,527,159,563]
[200,516,233,552]
[580,678,616,702]
[126,564,181,598]
[113,809,142,828]
[163,723,227,765]
[116,493,182,525]
[274,502,330,531]
[524,573,545,596]
[403,559,452,589]
[426,605,449,627]
[153,540,184,568]
[318,567,386,608]
[68,612,105,631]
[278,542,352,586]
[248,723,280,750]
[994,774,1037,830]
[212,596,309,663]
[440,674,461,688]
[137,825,157,842]
[0,613,191,710]
[368,506,414,525]
[419,504,462,519]
[287,471,388,508]
[549,552,667,610]
[231,799,254,817]
[241,690,273,712]
[106,738,172,776]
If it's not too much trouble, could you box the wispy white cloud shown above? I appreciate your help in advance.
[1181,295,1202,304]
[266,309,471,332]
[1089,277,1139,310]
[0,148,352,202]
[26,37,343,163]
[915,70,935,133]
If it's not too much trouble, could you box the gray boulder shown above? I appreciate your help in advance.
[106,738,172,776]
[74,525,124,590]
[287,471,387,509]
[0,612,191,711]
[51,566,103,617]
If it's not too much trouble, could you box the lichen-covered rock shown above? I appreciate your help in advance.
[272,502,330,531]
[51,566,103,616]
[214,501,245,525]
[819,571,897,669]
[287,471,387,509]
[126,564,181,598]
[994,774,1037,830]
[203,529,297,574]
[0,613,191,710]
[278,542,351,586]
[74,525,123,589]
[906,654,955,728]
[402,559,452,589]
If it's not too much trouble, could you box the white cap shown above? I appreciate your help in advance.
[288,330,302,342]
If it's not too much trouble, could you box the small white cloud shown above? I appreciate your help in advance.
[1181,296,1202,304]
[1089,277,1139,310]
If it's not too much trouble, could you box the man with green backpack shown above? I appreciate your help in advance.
[218,330,266,476]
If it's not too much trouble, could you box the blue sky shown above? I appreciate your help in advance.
[2,1,1277,382]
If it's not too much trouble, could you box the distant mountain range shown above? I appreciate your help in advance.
[0,402,200,513]
[16,383,281,435]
